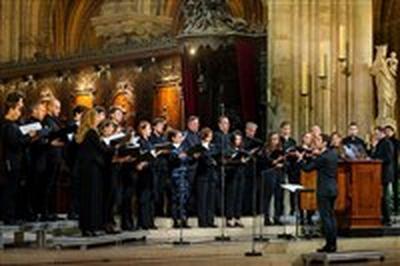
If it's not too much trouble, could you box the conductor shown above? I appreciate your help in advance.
[297,134,338,253]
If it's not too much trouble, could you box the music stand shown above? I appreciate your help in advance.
[215,104,230,242]
[254,167,269,242]
[245,156,263,256]
[278,184,314,240]
[173,175,190,246]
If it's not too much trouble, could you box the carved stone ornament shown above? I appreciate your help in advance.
[177,0,252,50]
[91,0,173,48]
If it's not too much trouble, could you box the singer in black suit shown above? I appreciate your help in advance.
[242,122,263,215]
[136,121,156,230]
[0,101,35,224]
[182,116,201,216]
[298,134,338,253]
[212,116,231,214]
[42,98,64,220]
[372,127,395,225]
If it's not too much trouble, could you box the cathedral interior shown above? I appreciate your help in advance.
[0,0,397,138]
[1,1,400,265]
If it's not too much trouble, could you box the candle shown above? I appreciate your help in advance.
[301,62,308,95]
[319,42,327,77]
[339,25,346,59]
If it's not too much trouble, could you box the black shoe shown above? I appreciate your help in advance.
[105,225,120,234]
[82,231,93,237]
[234,221,244,228]
[207,223,218,228]
[383,220,392,227]
[46,214,58,221]
[173,220,180,229]
[226,220,235,228]
[67,213,79,220]
[273,219,283,226]
[317,245,337,253]
[91,231,105,237]
[182,221,191,229]
[264,219,272,226]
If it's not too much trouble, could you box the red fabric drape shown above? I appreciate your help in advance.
[235,39,257,122]
[181,55,199,117]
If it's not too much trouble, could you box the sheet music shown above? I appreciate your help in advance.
[281,184,305,192]
[102,132,126,146]
[19,122,42,135]
[67,133,74,141]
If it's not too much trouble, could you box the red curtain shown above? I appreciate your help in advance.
[181,54,199,117]
[235,39,257,122]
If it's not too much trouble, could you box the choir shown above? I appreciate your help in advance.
[0,91,398,244]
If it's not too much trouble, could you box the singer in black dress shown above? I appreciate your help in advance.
[75,109,111,236]
[260,132,285,226]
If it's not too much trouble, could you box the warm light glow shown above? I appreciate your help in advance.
[189,47,197,56]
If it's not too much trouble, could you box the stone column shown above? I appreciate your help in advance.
[350,0,374,134]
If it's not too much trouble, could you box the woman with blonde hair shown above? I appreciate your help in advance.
[74,109,111,237]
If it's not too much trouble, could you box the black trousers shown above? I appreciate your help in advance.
[186,164,198,216]
[196,175,216,226]
[262,168,284,221]
[69,171,80,216]
[152,160,170,217]
[0,171,18,223]
[226,167,245,220]
[382,183,392,224]
[137,168,154,229]
[120,165,136,229]
[317,195,337,247]
[43,153,62,216]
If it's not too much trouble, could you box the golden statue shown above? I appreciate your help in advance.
[370,45,398,128]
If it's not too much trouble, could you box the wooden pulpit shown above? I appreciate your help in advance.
[300,160,383,230]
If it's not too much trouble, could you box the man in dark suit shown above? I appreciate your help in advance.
[385,125,399,215]
[243,122,263,215]
[42,98,64,221]
[0,99,37,224]
[182,116,201,216]
[212,115,231,214]
[25,102,50,221]
[280,121,298,215]
[297,134,338,253]
[372,126,395,225]
[150,117,169,217]
[342,122,367,155]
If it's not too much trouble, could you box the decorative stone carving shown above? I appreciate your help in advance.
[91,0,173,48]
[74,68,98,108]
[370,45,398,128]
[178,0,253,50]
[112,80,135,114]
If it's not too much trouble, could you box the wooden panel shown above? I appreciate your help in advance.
[335,164,347,212]
[153,85,182,129]
[300,170,317,210]
[348,161,382,228]
[300,160,383,230]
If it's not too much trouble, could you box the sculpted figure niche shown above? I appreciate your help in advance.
[370,45,398,129]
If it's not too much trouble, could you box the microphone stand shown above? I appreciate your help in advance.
[173,183,190,246]
[215,103,230,242]
[245,154,262,256]
[254,161,269,242]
